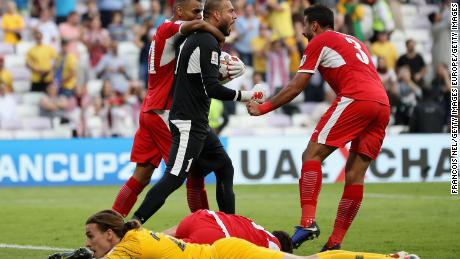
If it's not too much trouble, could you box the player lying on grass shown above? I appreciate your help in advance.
[162,209,294,252]
[49,210,419,259]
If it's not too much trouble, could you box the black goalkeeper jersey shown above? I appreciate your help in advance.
[169,32,237,126]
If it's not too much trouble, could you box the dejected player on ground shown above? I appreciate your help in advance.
[247,5,391,251]
[163,209,293,253]
[131,0,268,224]
[112,0,245,218]
[72,210,419,259]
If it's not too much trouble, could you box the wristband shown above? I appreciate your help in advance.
[258,101,274,115]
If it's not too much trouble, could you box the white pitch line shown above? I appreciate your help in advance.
[0,243,72,252]
[365,193,460,201]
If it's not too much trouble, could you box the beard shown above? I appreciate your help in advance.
[218,22,231,36]
[303,32,313,41]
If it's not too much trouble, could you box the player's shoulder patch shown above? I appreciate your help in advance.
[211,51,219,65]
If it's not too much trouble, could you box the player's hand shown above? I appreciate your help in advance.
[246,100,262,116]
[250,84,268,103]
[48,247,94,259]
[227,56,246,79]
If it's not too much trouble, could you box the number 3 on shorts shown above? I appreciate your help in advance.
[345,37,369,65]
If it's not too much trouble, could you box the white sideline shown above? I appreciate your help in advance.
[365,193,460,201]
[0,243,72,251]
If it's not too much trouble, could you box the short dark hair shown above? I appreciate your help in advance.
[174,0,203,10]
[428,12,437,24]
[272,231,293,253]
[203,0,226,18]
[303,4,334,29]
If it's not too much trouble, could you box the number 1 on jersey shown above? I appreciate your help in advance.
[345,37,369,65]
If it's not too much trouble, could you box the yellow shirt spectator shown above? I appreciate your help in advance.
[26,44,58,83]
[251,36,269,74]
[267,1,294,39]
[0,69,13,92]
[1,13,25,44]
[56,53,78,90]
[371,41,398,69]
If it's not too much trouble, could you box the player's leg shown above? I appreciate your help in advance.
[323,102,390,251]
[133,120,207,223]
[112,112,164,217]
[292,99,348,248]
[197,131,235,214]
[186,174,209,212]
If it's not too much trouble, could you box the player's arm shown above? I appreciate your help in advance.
[247,72,311,116]
[199,36,266,103]
[162,225,178,236]
[180,20,225,44]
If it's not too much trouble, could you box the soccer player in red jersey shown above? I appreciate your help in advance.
[247,5,391,251]
[112,0,243,217]
[164,209,293,253]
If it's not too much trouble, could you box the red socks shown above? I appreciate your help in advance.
[300,160,323,227]
[112,177,147,217]
[327,184,364,247]
[186,177,209,212]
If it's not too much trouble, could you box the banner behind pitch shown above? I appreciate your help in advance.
[0,134,450,187]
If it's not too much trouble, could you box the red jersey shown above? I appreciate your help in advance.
[182,210,281,250]
[142,20,184,112]
[298,31,389,106]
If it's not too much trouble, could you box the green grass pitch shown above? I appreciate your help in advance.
[0,182,458,258]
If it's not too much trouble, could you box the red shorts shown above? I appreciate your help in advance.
[311,97,390,160]
[130,111,172,166]
[175,210,226,244]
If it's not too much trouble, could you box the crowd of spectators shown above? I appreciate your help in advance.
[0,0,455,139]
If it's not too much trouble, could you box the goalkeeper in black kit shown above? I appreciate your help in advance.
[132,0,268,224]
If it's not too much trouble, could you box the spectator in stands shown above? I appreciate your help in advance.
[59,11,81,57]
[55,40,78,97]
[1,1,24,45]
[251,23,271,80]
[143,0,166,29]
[394,66,422,125]
[267,39,290,96]
[293,19,308,61]
[108,11,128,42]
[30,8,60,51]
[82,16,110,67]
[30,0,53,19]
[409,88,445,133]
[95,41,130,94]
[133,1,145,26]
[367,0,394,42]
[376,56,398,107]
[0,80,18,128]
[97,0,125,28]
[134,19,153,86]
[267,0,295,39]
[209,99,228,135]
[396,39,427,88]
[0,56,13,93]
[431,63,451,127]
[371,31,398,70]
[429,2,450,69]
[39,82,71,124]
[26,31,57,92]
[55,0,76,24]
[233,4,260,67]
[81,0,99,27]
[337,0,365,41]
